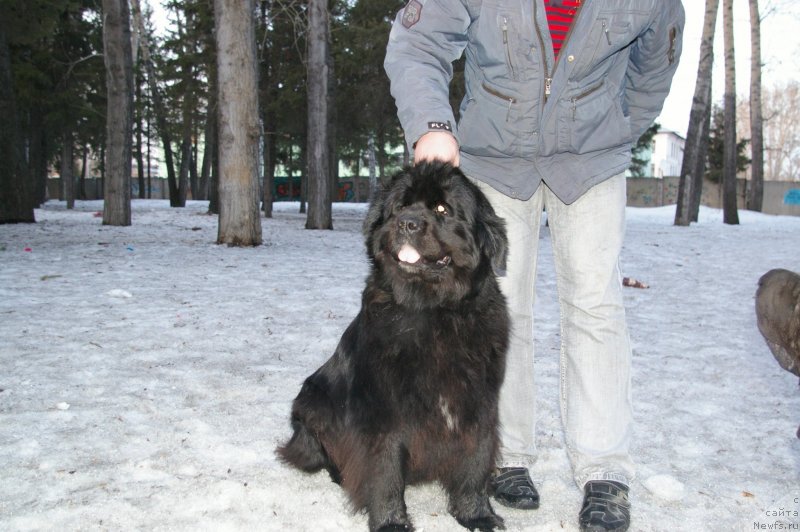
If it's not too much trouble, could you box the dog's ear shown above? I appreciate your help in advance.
[362,183,386,241]
[362,168,409,241]
[474,188,508,273]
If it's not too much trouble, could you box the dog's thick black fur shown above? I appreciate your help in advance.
[277,162,509,531]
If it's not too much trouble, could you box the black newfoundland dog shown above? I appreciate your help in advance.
[277,162,509,531]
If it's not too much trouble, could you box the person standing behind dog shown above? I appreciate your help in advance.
[384,1,684,531]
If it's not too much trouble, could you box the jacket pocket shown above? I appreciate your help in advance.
[570,16,638,79]
[481,82,517,122]
[561,81,631,154]
[458,83,521,158]
[498,15,518,80]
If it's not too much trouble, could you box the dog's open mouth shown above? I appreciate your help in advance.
[396,243,451,270]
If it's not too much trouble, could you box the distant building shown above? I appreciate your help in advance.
[650,129,685,177]
[626,128,685,178]
[131,162,162,179]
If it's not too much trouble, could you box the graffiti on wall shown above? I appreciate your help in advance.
[784,189,800,206]
[274,176,300,201]
[273,177,365,202]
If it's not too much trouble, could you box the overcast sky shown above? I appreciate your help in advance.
[658,0,800,136]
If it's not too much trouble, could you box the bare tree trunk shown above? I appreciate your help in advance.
[368,135,377,198]
[176,15,192,207]
[675,0,718,226]
[99,143,105,188]
[262,130,275,217]
[377,128,388,179]
[760,82,800,182]
[214,0,262,246]
[200,110,213,201]
[190,130,199,200]
[79,144,88,200]
[305,0,332,229]
[747,0,764,212]
[206,27,220,214]
[690,81,713,223]
[208,104,220,214]
[146,107,152,199]
[135,74,145,199]
[29,108,48,206]
[208,113,220,214]
[178,138,190,205]
[258,1,274,218]
[102,0,133,226]
[61,132,75,209]
[0,25,35,223]
[299,144,307,213]
[131,0,180,207]
[722,0,739,225]
[328,40,338,205]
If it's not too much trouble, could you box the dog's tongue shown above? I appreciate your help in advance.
[398,244,421,264]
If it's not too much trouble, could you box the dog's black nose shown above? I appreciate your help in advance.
[398,214,425,234]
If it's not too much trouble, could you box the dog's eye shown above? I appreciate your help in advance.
[435,204,449,216]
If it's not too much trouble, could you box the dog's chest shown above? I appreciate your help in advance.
[392,314,487,429]
[437,394,459,431]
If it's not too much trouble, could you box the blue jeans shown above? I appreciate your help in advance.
[473,174,635,488]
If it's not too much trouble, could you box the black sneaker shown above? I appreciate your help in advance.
[579,480,630,532]
[490,467,540,510]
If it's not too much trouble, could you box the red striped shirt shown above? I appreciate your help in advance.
[544,0,581,58]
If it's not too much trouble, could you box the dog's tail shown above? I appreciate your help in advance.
[276,414,331,473]
[277,369,346,483]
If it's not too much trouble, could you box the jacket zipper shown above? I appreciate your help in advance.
[501,17,517,79]
[482,82,517,121]
[668,26,677,64]
[570,80,604,120]
[534,0,585,103]
[533,1,550,102]
[601,20,612,45]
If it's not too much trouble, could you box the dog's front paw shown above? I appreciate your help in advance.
[456,514,505,532]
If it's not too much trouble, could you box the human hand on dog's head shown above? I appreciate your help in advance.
[414,131,460,167]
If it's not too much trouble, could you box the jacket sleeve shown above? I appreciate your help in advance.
[624,0,685,140]
[383,0,470,152]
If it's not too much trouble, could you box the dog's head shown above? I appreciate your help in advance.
[363,162,507,307]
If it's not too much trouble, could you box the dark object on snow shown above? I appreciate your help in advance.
[622,277,649,289]
[277,162,510,532]
[756,268,800,379]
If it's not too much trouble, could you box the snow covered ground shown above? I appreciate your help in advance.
[1,199,798,532]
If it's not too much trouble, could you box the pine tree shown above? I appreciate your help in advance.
[706,105,750,185]
[629,123,659,178]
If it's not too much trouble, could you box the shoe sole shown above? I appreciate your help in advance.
[493,495,540,510]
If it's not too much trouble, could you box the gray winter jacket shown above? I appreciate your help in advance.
[384,0,685,203]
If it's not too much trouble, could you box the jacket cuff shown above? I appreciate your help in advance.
[408,120,458,150]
